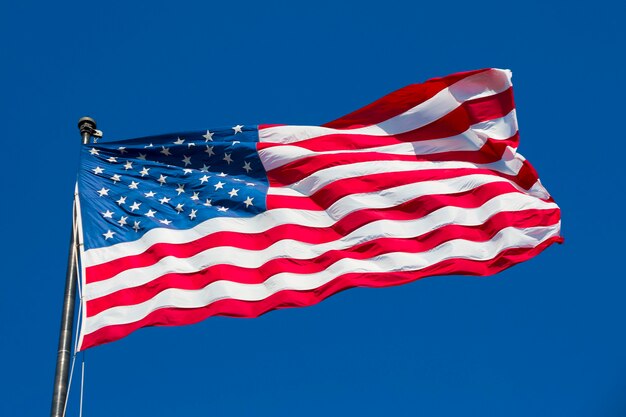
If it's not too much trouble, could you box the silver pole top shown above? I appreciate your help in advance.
[77,117,102,143]
[77,116,96,130]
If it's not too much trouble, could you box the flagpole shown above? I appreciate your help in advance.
[50,117,97,417]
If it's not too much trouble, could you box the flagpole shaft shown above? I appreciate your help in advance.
[50,117,96,417]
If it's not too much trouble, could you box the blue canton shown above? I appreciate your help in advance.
[78,125,267,250]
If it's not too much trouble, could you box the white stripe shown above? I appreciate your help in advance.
[528,179,551,200]
[259,69,512,144]
[471,110,518,140]
[84,192,559,300]
[324,173,532,220]
[82,209,335,267]
[268,148,525,197]
[83,171,526,267]
[83,221,559,334]
[259,110,518,171]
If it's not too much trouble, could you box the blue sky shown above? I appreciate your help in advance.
[1,1,624,416]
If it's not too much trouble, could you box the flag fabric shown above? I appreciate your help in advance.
[75,68,562,351]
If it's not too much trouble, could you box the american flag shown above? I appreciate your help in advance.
[76,68,562,350]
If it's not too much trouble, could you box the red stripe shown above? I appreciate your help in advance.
[79,235,562,351]
[265,133,520,188]
[269,167,540,213]
[86,208,560,317]
[87,181,531,283]
[322,69,491,129]
[259,87,516,153]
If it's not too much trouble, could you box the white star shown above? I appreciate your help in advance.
[118,147,128,154]
[110,174,121,183]
[143,143,154,148]
[182,155,192,166]
[157,174,167,185]
[174,137,185,145]
[124,161,133,170]
[93,166,104,175]
[183,168,193,175]
[133,221,141,232]
[175,203,185,213]
[116,196,127,205]
[103,230,115,239]
[159,218,172,225]
[89,148,99,156]
[228,188,239,198]
[130,201,142,211]
[144,191,156,198]
[189,209,198,220]
[139,167,150,176]
[223,153,233,164]
[145,209,156,218]
[188,142,196,148]
[102,210,114,218]
[160,146,172,156]
[200,164,211,172]
[199,175,210,184]
[129,181,139,190]
[191,192,200,201]
[137,153,147,160]
[176,184,185,195]
[118,216,128,226]
[242,161,252,173]
[203,130,214,141]
[232,124,243,134]
[217,172,228,177]
[203,199,212,207]
[217,206,229,212]
[205,146,215,157]
[97,187,110,197]
[214,181,225,190]
[243,196,254,207]
[107,156,118,163]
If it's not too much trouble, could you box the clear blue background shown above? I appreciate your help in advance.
[1,1,624,416]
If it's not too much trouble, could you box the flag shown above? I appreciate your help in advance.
[75,68,562,350]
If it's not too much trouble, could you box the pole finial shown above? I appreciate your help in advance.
[77,117,100,144]
[78,116,96,132]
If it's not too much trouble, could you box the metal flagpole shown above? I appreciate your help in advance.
[50,117,98,417]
